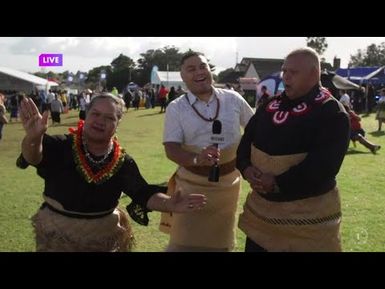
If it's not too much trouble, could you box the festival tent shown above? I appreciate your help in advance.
[257,70,360,97]
[336,66,385,86]
[150,69,186,90]
[256,72,284,96]
[0,66,57,93]
[321,70,360,90]
[362,66,385,83]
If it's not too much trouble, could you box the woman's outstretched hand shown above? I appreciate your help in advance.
[20,97,49,138]
[170,190,207,213]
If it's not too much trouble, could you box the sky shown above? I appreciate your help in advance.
[1,37,385,75]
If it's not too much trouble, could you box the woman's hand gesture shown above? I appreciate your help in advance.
[20,97,49,138]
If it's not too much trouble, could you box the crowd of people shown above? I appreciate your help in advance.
[5,47,383,252]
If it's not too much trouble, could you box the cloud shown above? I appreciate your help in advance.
[4,37,385,74]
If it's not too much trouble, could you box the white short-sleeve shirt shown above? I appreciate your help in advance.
[339,93,350,107]
[163,87,254,149]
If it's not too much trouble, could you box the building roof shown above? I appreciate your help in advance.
[236,57,284,80]
[247,58,284,80]
[0,66,49,86]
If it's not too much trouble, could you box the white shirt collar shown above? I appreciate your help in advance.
[186,86,219,105]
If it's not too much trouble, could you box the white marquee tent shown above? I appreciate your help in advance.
[150,70,186,90]
[0,66,58,93]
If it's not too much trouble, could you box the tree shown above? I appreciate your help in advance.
[349,42,385,67]
[137,46,185,84]
[111,54,136,71]
[306,37,328,57]
[217,68,242,84]
[107,54,136,91]
[86,65,112,90]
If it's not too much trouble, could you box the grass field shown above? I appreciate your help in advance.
[0,108,384,252]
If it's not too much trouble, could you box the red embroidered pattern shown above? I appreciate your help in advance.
[69,120,125,184]
[266,87,331,125]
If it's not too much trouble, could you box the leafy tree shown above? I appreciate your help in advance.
[306,37,328,56]
[217,68,242,83]
[86,65,112,90]
[107,54,136,91]
[349,43,385,67]
[33,72,47,79]
[137,46,184,84]
[111,54,136,71]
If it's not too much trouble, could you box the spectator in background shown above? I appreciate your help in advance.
[158,84,168,113]
[50,94,64,125]
[345,104,381,154]
[0,93,8,140]
[256,85,271,108]
[111,87,118,96]
[176,85,186,97]
[166,86,177,107]
[376,88,385,131]
[339,89,351,108]
[9,94,19,122]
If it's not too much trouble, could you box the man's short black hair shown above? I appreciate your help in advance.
[180,51,205,66]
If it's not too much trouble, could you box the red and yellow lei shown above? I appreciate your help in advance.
[69,120,125,184]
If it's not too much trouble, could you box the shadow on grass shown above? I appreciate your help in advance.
[345,149,370,155]
[368,130,385,137]
[136,111,164,118]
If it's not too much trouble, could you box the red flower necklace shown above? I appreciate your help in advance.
[69,120,125,184]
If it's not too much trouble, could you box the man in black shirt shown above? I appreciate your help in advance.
[236,47,350,252]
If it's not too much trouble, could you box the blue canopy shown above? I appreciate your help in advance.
[336,66,385,86]
[258,70,360,97]
[257,72,284,97]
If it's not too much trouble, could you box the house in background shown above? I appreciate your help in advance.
[235,56,339,82]
[235,58,284,82]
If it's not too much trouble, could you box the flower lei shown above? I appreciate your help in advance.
[266,87,332,125]
[69,120,125,184]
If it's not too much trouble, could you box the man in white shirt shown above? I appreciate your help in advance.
[339,89,351,108]
[160,51,254,251]
[46,89,55,113]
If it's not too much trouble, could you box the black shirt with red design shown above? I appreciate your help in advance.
[236,85,350,202]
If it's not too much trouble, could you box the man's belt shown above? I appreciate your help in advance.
[41,202,115,219]
[184,159,236,177]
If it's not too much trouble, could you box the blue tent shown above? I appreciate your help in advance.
[256,72,284,97]
[257,70,360,98]
[336,66,385,86]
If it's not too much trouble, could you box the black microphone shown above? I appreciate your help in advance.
[208,120,222,182]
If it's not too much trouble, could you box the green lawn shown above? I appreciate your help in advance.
[0,108,384,252]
